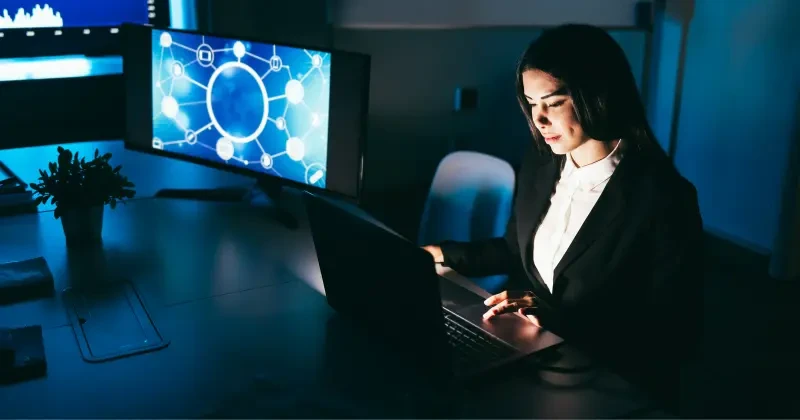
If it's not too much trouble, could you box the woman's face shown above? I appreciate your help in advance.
[521,69,589,155]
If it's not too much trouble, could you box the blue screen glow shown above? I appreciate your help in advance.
[0,0,149,28]
[151,29,331,188]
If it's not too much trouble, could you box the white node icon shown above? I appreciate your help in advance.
[152,137,164,150]
[269,55,282,71]
[172,62,184,77]
[161,96,179,119]
[260,153,273,169]
[233,41,246,59]
[185,130,197,145]
[275,117,286,130]
[311,113,320,127]
[196,43,214,67]
[216,138,234,161]
[285,79,304,104]
[286,137,305,161]
[159,32,172,47]
[305,162,326,185]
[311,54,322,68]
[206,61,269,144]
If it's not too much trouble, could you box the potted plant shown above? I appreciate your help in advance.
[29,147,136,247]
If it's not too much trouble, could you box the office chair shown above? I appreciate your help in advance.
[418,151,515,293]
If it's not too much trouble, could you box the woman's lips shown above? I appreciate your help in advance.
[544,135,561,143]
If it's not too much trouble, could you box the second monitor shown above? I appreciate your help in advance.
[124,24,370,200]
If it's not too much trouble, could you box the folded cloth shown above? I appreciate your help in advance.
[0,257,54,305]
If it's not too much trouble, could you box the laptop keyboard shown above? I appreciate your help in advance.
[442,308,516,372]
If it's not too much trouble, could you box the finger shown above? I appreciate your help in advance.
[515,309,540,326]
[483,299,519,319]
[483,291,508,306]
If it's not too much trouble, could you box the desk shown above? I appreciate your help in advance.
[0,191,653,418]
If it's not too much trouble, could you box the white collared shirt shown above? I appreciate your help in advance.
[532,140,624,292]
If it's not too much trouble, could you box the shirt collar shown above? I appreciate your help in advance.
[562,139,624,189]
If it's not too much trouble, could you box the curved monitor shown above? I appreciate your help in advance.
[0,0,170,58]
[123,24,370,200]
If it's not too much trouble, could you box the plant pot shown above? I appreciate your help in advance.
[60,206,104,248]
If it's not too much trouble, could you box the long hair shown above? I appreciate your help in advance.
[515,24,665,157]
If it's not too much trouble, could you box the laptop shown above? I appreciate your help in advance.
[303,192,563,382]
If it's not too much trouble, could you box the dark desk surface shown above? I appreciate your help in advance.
[0,190,653,418]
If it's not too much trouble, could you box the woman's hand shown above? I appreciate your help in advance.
[483,290,540,327]
[422,245,444,264]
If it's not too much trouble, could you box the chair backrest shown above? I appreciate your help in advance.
[418,151,515,292]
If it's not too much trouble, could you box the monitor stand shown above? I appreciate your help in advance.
[153,180,298,230]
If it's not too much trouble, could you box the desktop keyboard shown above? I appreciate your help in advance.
[442,309,516,372]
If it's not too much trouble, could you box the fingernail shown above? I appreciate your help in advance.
[482,312,491,319]
[483,299,491,305]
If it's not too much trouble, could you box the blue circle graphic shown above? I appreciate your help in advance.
[208,64,268,141]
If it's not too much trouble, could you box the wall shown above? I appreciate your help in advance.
[670,0,800,253]
[333,28,647,192]
[203,0,331,48]
[332,0,647,28]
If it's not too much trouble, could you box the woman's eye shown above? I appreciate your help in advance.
[548,100,565,108]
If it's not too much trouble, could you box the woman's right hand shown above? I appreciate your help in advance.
[422,245,444,264]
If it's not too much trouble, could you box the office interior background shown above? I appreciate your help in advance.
[1,0,799,416]
[2,0,799,274]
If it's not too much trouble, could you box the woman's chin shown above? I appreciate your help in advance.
[547,143,570,155]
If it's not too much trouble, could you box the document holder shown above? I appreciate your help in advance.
[63,280,169,362]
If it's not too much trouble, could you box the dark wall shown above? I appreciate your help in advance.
[332,28,647,193]
[669,0,800,253]
[202,0,332,49]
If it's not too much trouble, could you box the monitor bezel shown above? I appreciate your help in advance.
[0,0,170,58]
[122,23,370,203]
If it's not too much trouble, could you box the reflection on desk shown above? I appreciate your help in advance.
[0,193,652,418]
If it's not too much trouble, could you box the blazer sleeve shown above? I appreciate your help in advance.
[437,212,519,278]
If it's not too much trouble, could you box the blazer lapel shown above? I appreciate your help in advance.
[551,149,641,286]
[518,156,561,295]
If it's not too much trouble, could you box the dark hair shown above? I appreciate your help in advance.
[515,24,665,156]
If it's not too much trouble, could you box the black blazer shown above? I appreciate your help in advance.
[439,144,704,401]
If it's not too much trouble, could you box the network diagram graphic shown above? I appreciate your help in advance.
[0,4,63,28]
[151,29,331,188]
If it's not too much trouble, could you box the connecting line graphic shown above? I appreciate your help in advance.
[152,31,330,185]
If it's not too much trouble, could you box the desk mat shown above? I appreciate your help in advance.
[63,281,169,362]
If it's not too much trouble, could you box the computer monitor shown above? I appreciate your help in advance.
[0,1,170,58]
[122,24,370,200]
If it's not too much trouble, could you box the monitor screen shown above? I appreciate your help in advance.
[124,25,370,200]
[0,1,150,29]
[151,29,332,188]
[0,1,168,58]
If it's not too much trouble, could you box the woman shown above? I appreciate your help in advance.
[424,24,703,409]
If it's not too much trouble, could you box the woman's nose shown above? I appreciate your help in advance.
[536,113,549,126]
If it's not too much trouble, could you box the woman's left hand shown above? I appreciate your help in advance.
[483,290,538,321]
